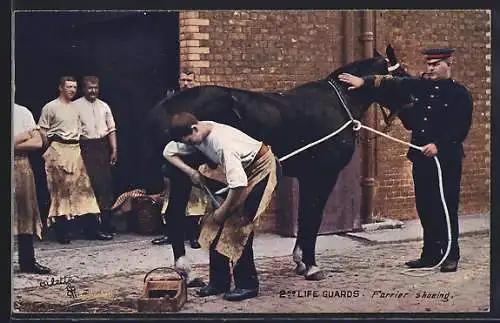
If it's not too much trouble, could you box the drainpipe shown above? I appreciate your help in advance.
[342,11,355,65]
[359,10,377,224]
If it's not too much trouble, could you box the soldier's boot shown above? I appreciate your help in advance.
[405,245,442,268]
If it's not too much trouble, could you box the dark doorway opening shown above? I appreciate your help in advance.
[14,11,180,223]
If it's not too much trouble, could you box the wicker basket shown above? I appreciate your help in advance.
[134,196,164,235]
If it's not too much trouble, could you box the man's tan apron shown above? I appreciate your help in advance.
[43,141,100,225]
[198,148,278,262]
[161,185,209,217]
[13,155,43,239]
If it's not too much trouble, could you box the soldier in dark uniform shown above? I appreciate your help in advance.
[339,47,473,272]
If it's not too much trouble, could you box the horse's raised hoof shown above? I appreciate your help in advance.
[305,266,326,281]
[295,262,306,275]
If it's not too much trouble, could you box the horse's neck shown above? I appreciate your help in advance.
[328,79,373,121]
[352,90,376,120]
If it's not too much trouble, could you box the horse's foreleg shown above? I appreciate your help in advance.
[164,163,193,262]
[295,170,341,280]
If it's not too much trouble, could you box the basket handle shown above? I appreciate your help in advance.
[143,267,184,283]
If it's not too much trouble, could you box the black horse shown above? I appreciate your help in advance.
[139,46,406,280]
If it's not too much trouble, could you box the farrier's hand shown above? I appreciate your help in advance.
[421,143,438,157]
[189,170,205,187]
[338,73,365,90]
[212,208,227,226]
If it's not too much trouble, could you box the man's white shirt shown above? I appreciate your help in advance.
[163,121,262,188]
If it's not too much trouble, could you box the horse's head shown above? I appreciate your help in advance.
[374,44,416,131]
[329,45,412,129]
[325,51,389,120]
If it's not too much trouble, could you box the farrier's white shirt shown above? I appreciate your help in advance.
[73,97,116,139]
[163,121,262,188]
[13,103,38,137]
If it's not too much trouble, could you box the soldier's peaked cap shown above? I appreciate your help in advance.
[423,48,455,62]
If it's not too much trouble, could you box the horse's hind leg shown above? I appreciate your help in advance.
[295,169,341,280]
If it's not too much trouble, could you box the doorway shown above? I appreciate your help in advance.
[14,11,180,223]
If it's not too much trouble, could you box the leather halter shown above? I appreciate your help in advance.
[328,78,395,128]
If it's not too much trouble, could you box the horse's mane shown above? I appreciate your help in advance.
[326,56,386,81]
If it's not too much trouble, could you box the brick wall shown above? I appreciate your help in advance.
[182,10,344,90]
[180,10,345,232]
[179,10,491,228]
[375,10,491,220]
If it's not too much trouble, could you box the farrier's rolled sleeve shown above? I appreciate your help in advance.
[163,141,197,159]
[221,149,248,188]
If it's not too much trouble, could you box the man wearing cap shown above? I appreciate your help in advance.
[338,47,473,272]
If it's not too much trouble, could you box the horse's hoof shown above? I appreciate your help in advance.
[295,262,306,275]
[292,246,302,263]
[305,266,326,281]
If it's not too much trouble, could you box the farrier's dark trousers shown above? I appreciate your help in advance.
[209,232,258,290]
[208,171,271,290]
[412,154,462,261]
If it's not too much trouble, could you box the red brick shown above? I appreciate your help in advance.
[180,10,490,226]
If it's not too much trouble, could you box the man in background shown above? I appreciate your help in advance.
[38,76,110,243]
[74,76,118,237]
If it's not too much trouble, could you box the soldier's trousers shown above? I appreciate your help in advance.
[412,156,462,260]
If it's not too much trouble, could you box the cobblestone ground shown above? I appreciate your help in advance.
[13,233,490,314]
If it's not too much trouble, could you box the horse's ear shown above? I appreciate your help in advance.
[386,44,398,65]
[373,48,382,57]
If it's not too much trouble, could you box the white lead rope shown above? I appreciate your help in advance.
[215,120,355,195]
[212,118,451,277]
[354,120,451,276]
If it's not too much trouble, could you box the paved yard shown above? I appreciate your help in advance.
[12,232,490,314]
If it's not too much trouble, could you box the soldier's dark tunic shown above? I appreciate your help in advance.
[364,74,473,261]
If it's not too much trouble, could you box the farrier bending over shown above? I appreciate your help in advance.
[163,112,281,301]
